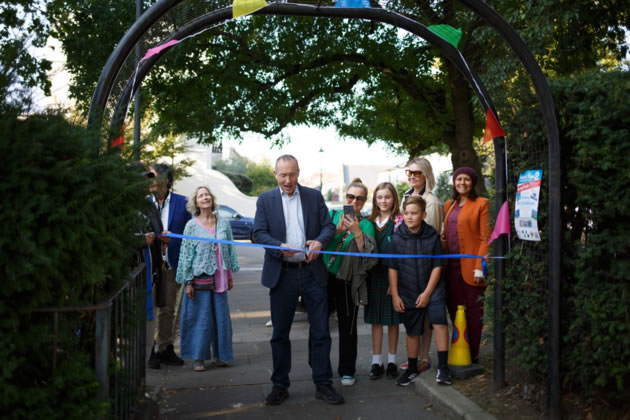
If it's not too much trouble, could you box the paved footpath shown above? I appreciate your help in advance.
[144,247,495,420]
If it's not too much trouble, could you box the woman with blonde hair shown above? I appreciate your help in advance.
[176,186,240,371]
[364,182,402,380]
[402,157,443,231]
[400,156,444,374]
[323,178,377,387]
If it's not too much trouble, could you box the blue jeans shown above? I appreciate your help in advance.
[269,264,332,388]
[180,289,233,362]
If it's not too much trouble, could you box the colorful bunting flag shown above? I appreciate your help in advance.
[233,0,268,18]
[488,200,511,245]
[111,124,125,149]
[482,108,506,143]
[427,25,462,48]
[144,39,180,60]
[335,0,371,8]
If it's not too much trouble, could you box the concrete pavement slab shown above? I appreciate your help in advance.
[144,257,495,419]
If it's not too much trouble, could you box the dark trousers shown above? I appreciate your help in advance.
[270,264,332,388]
[445,261,486,361]
[330,274,359,377]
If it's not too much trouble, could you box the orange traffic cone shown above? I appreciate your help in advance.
[448,305,483,379]
[448,305,472,366]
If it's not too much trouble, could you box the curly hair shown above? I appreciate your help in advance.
[150,162,174,190]
[186,186,218,216]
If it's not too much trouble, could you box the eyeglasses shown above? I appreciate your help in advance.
[346,193,367,203]
[405,169,423,178]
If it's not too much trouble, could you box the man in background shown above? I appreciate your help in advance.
[147,163,191,369]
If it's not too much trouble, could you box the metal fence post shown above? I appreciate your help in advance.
[493,136,507,389]
[95,303,112,402]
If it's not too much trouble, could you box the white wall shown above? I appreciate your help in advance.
[172,142,257,218]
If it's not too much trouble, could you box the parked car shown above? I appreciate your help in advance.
[217,204,254,240]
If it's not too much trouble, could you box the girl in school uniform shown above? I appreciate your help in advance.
[364,182,402,380]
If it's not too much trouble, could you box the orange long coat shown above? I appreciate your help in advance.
[443,197,491,287]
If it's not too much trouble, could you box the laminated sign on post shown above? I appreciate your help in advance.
[515,169,542,241]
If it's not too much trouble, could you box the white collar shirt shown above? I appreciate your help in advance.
[151,191,171,264]
[280,187,306,262]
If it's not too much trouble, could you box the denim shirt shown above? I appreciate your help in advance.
[175,216,240,284]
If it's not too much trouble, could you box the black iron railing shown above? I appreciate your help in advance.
[35,263,147,419]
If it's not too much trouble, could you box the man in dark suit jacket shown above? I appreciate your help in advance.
[253,155,344,406]
[147,163,192,369]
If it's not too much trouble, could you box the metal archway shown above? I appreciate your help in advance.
[87,1,561,417]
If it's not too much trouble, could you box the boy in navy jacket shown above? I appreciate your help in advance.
[387,196,451,386]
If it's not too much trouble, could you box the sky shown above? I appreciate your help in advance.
[33,38,73,110]
[223,126,408,177]
[222,127,453,183]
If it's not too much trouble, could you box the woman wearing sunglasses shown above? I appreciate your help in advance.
[399,157,444,374]
[323,178,377,387]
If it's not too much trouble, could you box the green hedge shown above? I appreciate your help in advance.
[501,70,630,401]
[0,109,148,418]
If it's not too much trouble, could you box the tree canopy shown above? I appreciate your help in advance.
[44,0,628,186]
[0,0,51,108]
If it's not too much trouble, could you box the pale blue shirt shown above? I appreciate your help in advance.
[280,187,306,262]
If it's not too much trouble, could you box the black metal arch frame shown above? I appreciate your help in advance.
[87,1,561,417]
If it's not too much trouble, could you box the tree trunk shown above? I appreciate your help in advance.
[444,60,487,195]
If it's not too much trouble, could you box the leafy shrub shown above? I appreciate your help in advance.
[501,70,630,401]
[0,109,148,418]
[555,71,630,397]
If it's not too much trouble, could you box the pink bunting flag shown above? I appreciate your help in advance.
[143,39,180,60]
[488,200,511,245]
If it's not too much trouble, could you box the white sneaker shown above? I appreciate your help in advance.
[265,320,273,327]
[340,375,356,386]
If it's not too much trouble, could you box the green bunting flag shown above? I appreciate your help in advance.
[427,25,462,49]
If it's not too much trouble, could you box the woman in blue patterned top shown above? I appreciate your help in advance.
[176,186,240,372]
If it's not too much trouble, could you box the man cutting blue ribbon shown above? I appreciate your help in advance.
[252,154,345,406]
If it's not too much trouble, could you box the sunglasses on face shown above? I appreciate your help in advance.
[405,169,423,178]
[346,193,367,203]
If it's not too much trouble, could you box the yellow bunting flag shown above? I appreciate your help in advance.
[232,0,268,18]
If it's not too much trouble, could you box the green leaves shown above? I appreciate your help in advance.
[0,1,51,99]
[502,70,630,402]
[0,108,148,418]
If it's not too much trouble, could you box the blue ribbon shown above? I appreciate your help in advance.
[160,232,491,275]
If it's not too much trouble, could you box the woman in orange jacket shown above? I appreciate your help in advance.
[441,167,490,363]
